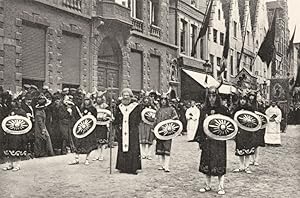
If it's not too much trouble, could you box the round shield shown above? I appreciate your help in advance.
[154,119,183,140]
[2,115,32,135]
[96,109,112,125]
[255,111,269,129]
[141,108,156,125]
[73,114,97,139]
[234,110,262,132]
[203,114,238,141]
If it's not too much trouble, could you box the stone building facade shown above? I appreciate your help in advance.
[0,0,177,99]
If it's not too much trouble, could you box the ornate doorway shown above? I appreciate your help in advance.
[97,37,122,100]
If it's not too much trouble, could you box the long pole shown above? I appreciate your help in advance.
[237,13,249,70]
[109,78,114,174]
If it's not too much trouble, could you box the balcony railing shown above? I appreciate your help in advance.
[96,1,132,25]
[62,0,82,12]
[150,24,161,38]
[132,18,143,32]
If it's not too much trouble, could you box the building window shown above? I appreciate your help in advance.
[217,57,221,66]
[200,38,204,59]
[249,58,253,72]
[62,32,82,87]
[247,31,250,45]
[223,70,227,79]
[21,22,46,84]
[130,0,143,19]
[218,9,221,20]
[149,55,160,90]
[191,0,196,7]
[230,54,234,75]
[213,29,218,43]
[210,54,214,69]
[191,24,197,57]
[180,19,187,53]
[237,52,240,73]
[130,50,143,91]
[149,0,159,26]
[234,21,237,37]
[220,32,224,46]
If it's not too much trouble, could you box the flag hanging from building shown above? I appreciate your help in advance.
[258,9,277,66]
[191,0,214,56]
[287,26,296,56]
[218,23,230,77]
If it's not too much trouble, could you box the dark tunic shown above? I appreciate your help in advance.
[21,102,35,153]
[0,103,7,159]
[154,106,178,156]
[233,104,256,156]
[58,103,77,153]
[74,105,98,154]
[34,109,54,157]
[3,108,28,159]
[113,102,142,174]
[195,105,229,176]
[50,103,62,150]
[253,103,266,147]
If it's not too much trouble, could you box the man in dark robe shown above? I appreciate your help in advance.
[113,88,142,174]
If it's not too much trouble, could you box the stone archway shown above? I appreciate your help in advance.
[97,37,122,100]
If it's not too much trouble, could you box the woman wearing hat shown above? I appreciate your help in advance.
[58,95,77,154]
[113,88,142,174]
[153,93,179,172]
[195,86,229,195]
[2,97,28,171]
[34,95,54,157]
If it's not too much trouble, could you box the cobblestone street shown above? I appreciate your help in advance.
[1,125,299,198]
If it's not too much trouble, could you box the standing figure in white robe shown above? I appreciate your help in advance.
[265,102,282,145]
[185,101,200,141]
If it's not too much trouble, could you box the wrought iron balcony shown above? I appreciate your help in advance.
[150,24,161,38]
[132,18,143,32]
[96,0,132,25]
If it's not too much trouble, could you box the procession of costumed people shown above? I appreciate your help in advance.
[0,83,285,195]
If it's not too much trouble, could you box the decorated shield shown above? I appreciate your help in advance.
[73,114,97,139]
[234,110,262,132]
[141,108,156,125]
[2,115,32,135]
[255,111,269,129]
[154,119,183,140]
[96,109,112,125]
[203,114,238,141]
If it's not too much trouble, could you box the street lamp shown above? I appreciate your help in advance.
[203,60,211,76]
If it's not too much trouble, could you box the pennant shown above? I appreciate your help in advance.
[258,9,277,66]
[287,26,296,56]
[191,0,214,56]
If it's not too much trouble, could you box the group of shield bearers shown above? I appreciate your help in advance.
[0,85,113,171]
[184,86,283,195]
[1,83,283,195]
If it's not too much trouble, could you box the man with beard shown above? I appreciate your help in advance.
[51,92,63,154]
[113,88,142,174]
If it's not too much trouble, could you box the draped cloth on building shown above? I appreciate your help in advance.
[265,106,282,145]
[114,102,141,174]
[185,106,200,141]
